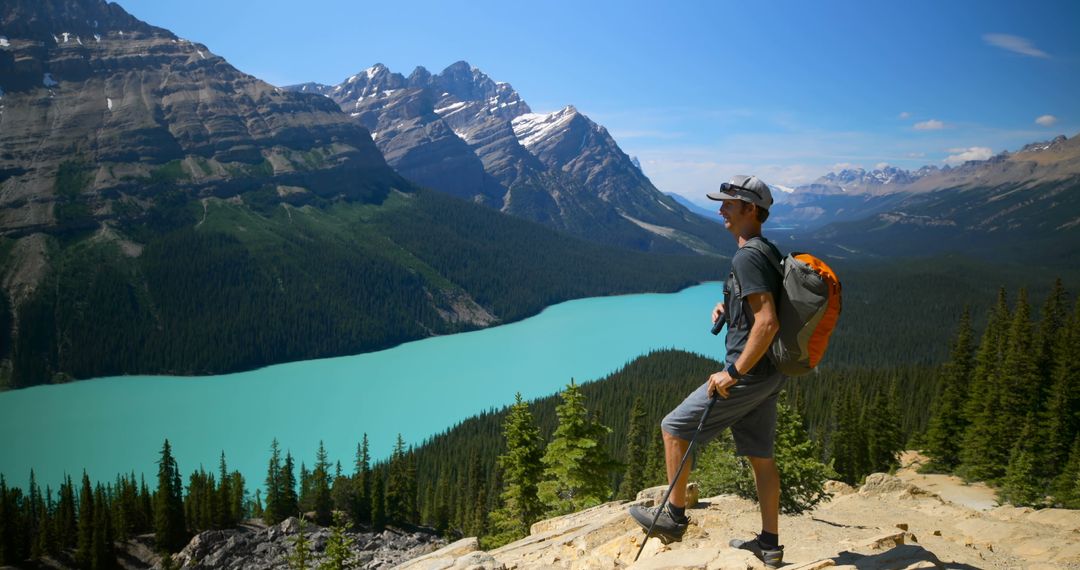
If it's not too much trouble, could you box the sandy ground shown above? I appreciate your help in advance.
[894,451,999,512]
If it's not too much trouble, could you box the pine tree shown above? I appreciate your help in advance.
[90,484,115,570]
[319,512,356,570]
[866,387,903,474]
[0,478,6,565]
[252,489,264,519]
[286,517,312,570]
[352,435,371,528]
[27,470,41,561]
[617,397,648,500]
[924,307,974,470]
[831,387,868,484]
[154,439,187,553]
[56,475,77,550]
[960,290,1011,481]
[1034,279,1068,390]
[313,441,334,526]
[230,472,246,524]
[298,463,312,514]
[264,439,284,525]
[1043,299,1080,479]
[1000,416,1043,507]
[1051,437,1080,508]
[771,399,836,513]
[643,430,667,487]
[386,435,416,525]
[36,485,55,558]
[538,380,619,515]
[486,393,545,548]
[77,472,94,568]
[996,290,1040,453]
[281,452,299,519]
[371,473,385,531]
[216,452,231,528]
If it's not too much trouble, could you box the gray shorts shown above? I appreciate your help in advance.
[661,370,787,458]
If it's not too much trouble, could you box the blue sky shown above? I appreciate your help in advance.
[120,0,1079,204]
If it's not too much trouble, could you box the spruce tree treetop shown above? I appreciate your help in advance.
[487,392,545,548]
[538,380,619,516]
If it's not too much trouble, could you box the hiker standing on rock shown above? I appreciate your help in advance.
[629,175,786,568]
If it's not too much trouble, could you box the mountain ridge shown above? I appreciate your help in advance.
[284,62,730,255]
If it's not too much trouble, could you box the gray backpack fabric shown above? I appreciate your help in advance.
[734,239,842,377]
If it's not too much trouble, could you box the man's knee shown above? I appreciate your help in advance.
[747,456,777,471]
[661,428,689,446]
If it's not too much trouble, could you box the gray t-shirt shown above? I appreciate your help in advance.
[723,237,782,376]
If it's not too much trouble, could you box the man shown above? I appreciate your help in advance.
[629,175,786,568]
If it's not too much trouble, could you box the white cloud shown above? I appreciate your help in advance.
[914,119,945,131]
[874,162,890,170]
[1035,114,1058,127]
[831,162,860,172]
[898,112,911,120]
[906,152,926,158]
[983,33,1050,58]
[944,147,994,165]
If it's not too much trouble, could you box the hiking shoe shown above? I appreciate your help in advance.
[628,503,689,543]
[730,537,784,568]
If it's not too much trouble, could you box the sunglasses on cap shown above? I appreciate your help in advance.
[719,182,764,201]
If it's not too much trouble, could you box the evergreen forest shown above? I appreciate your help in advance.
[2,187,718,389]
[2,272,1078,565]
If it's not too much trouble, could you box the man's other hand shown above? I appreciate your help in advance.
[712,302,725,324]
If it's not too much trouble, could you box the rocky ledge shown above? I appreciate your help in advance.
[159,518,444,570]
[396,468,1080,569]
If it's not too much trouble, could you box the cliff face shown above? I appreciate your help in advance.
[399,455,1080,569]
[0,0,399,236]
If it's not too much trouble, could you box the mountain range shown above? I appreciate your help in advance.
[285,63,728,255]
[0,0,718,389]
[767,134,1080,262]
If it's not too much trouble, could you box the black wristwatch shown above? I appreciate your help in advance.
[726,363,743,380]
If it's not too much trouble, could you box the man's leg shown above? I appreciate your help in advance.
[663,430,692,508]
[747,456,779,535]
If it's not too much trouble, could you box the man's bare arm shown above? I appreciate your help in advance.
[708,291,779,398]
[735,291,780,374]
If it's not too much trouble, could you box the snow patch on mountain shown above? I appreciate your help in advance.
[511,106,578,149]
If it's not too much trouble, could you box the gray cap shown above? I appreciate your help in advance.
[706,175,773,210]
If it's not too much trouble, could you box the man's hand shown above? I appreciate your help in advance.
[711,302,725,324]
[707,370,737,399]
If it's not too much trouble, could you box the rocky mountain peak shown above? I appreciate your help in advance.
[406,65,431,87]
[434,60,499,102]
[1,0,172,42]
[1020,134,1069,153]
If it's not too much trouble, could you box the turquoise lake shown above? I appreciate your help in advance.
[0,282,727,490]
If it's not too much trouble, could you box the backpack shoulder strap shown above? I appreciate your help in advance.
[741,238,784,277]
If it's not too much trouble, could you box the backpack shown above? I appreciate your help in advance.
[735,239,842,376]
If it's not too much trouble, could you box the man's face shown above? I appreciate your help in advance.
[718,199,753,234]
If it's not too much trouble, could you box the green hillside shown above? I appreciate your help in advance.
[1,186,720,389]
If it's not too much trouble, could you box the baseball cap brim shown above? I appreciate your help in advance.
[699,190,743,201]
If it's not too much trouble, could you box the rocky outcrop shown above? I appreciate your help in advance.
[395,461,1080,570]
[162,517,444,570]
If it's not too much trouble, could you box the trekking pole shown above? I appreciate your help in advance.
[634,394,719,562]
